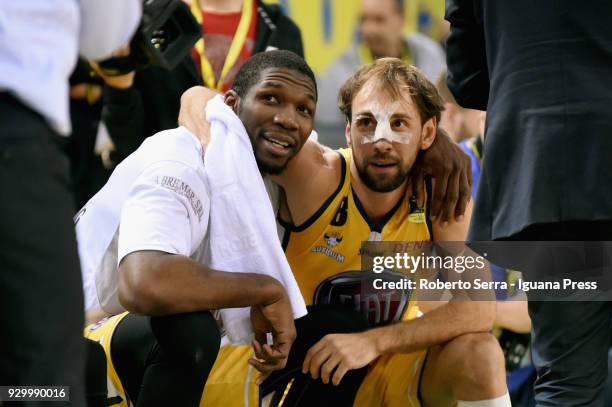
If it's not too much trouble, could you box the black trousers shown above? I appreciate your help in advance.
[110,311,221,407]
[0,95,85,406]
[261,305,370,407]
[510,220,612,407]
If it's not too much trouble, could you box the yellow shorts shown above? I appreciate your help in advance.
[201,344,261,406]
[85,314,427,407]
[201,345,427,407]
[354,350,427,407]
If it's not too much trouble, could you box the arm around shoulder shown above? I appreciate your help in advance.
[274,139,341,226]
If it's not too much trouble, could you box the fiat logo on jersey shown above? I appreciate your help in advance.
[313,270,412,326]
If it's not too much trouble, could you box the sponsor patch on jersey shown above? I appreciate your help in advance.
[408,212,426,224]
[313,270,412,326]
[324,232,343,248]
[312,232,345,262]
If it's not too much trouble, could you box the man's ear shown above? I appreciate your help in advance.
[345,122,352,147]
[224,90,240,114]
[420,117,436,150]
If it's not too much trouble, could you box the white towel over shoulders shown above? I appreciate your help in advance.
[204,95,307,344]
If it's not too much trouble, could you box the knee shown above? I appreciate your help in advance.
[444,333,506,392]
[189,312,221,372]
[151,311,221,376]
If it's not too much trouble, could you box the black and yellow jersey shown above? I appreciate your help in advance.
[281,148,433,306]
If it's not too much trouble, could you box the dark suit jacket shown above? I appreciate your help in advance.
[102,1,304,162]
[446,0,612,240]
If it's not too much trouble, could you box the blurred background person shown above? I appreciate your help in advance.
[0,1,141,404]
[88,0,304,193]
[446,0,612,405]
[66,59,111,208]
[436,70,483,144]
[315,0,445,147]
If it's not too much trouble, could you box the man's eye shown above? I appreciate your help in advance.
[262,95,279,103]
[357,118,374,128]
[298,106,312,116]
[392,119,406,128]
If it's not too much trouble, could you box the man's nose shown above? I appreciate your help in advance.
[273,107,298,130]
[372,138,393,152]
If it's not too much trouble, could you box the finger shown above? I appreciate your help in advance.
[320,354,342,385]
[465,152,473,189]
[440,171,460,224]
[331,361,351,386]
[254,329,268,348]
[430,170,449,221]
[262,344,285,362]
[252,339,265,361]
[249,358,278,373]
[454,165,470,221]
[412,169,425,209]
[309,348,332,379]
[302,340,325,374]
[272,330,295,360]
[249,352,286,375]
[248,357,277,373]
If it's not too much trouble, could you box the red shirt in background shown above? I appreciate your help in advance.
[192,1,258,92]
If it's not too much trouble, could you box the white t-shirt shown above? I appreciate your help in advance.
[76,126,280,313]
[76,126,208,312]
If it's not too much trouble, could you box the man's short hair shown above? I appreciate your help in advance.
[337,57,444,125]
[231,50,317,100]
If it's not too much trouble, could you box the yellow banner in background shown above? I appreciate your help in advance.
[262,0,444,75]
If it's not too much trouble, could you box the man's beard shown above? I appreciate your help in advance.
[255,156,288,176]
[355,155,410,192]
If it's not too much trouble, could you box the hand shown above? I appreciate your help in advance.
[89,46,135,89]
[178,86,218,148]
[248,290,297,384]
[69,83,102,104]
[302,331,380,386]
[412,126,472,225]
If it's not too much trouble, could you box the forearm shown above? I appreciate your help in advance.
[118,252,283,315]
[495,300,531,334]
[371,300,495,355]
